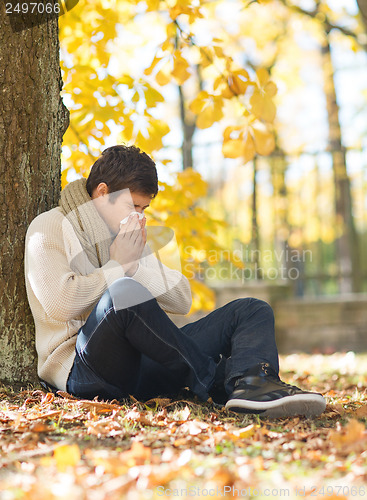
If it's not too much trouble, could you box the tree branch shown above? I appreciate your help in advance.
[277,0,367,51]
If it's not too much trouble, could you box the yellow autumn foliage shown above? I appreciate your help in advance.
[59,0,278,312]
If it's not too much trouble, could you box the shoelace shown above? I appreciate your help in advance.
[258,364,304,393]
[269,377,302,392]
[261,364,299,387]
[235,363,304,393]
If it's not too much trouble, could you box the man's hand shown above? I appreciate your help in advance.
[110,214,147,276]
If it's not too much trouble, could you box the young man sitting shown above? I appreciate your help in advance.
[24,145,326,418]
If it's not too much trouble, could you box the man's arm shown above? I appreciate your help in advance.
[129,244,192,315]
[109,215,192,315]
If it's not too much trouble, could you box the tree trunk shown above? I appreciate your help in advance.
[251,156,262,279]
[178,85,196,170]
[321,34,360,293]
[0,4,69,388]
[357,0,367,35]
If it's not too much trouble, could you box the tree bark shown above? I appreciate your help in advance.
[178,85,196,170]
[321,34,360,293]
[251,156,262,279]
[177,64,202,170]
[357,0,367,35]
[0,3,69,387]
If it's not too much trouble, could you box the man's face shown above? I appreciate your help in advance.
[92,183,152,236]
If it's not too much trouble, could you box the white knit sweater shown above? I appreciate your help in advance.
[24,206,192,391]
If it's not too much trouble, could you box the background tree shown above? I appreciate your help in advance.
[0,3,69,387]
[206,0,365,294]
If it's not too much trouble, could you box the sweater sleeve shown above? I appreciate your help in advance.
[130,243,192,315]
[25,213,126,323]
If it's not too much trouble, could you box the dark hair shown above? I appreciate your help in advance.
[86,145,158,202]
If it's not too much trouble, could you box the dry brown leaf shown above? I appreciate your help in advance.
[26,410,62,421]
[330,418,366,452]
[173,437,188,447]
[252,455,265,471]
[173,405,191,423]
[23,398,39,405]
[61,413,85,421]
[144,398,171,407]
[124,408,153,426]
[103,476,137,496]
[139,415,154,426]
[13,413,23,427]
[329,403,346,415]
[86,451,129,476]
[41,393,55,404]
[148,468,182,487]
[229,424,258,440]
[178,420,210,436]
[56,391,78,400]
[86,418,124,437]
[207,467,236,488]
[76,400,121,413]
[29,422,53,433]
[119,441,152,466]
[354,404,367,418]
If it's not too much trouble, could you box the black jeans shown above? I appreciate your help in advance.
[66,277,279,402]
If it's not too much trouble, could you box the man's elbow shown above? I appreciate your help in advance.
[177,296,192,315]
[178,277,192,315]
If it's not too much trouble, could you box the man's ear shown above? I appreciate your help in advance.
[94,182,109,199]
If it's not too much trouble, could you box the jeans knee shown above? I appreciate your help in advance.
[95,288,114,318]
[253,298,274,321]
[238,297,274,321]
[108,277,154,312]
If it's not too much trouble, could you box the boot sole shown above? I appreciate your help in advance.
[225,394,326,418]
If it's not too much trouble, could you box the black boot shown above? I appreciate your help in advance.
[225,362,326,418]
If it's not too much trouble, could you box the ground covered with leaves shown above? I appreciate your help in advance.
[1,353,367,499]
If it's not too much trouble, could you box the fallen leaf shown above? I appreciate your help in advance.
[144,398,171,407]
[86,450,129,476]
[178,420,210,436]
[119,441,152,466]
[330,419,367,453]
[41,393,55,404]
[173,438,188,448]
[29,422,53,433]
[76,400,121,414]
[230,424,258,440]
[26,410,62,421]
[53,444,81,472]
[56,391,78,400]
[354,404,367,418]
[173,405,191,423]
[86,418,124,437]
[124,409,153,426]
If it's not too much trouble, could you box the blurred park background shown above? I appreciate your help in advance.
[59,0,367,354]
